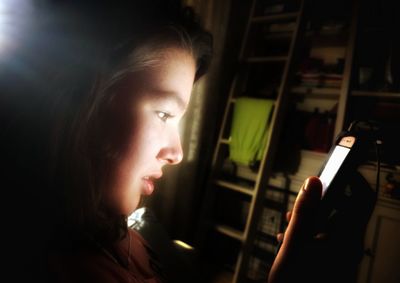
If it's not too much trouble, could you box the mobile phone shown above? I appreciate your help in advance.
[315,131,372,233]
[319,135,356,198]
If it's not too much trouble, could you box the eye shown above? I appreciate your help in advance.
[156,111,174,122]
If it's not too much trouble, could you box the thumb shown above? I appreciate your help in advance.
[268,177,322,283]
[282,176,322,251]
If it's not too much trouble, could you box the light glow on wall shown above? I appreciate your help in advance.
[0,0,33,56]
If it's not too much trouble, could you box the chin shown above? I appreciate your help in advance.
[130,199,142,214]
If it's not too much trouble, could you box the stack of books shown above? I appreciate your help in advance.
[298,72,343,88]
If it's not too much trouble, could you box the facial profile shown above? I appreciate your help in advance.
[45,4,213,244]
[102,46,196,216]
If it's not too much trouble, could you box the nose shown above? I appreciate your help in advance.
[156,130,183,165]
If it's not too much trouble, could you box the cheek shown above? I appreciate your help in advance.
[106,141,144,215]
[127,115,161,159]
[109,128,161,215]
[116,118,160,173]
[136,133,165,169]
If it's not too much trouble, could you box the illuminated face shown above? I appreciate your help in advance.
[104,47,196,216]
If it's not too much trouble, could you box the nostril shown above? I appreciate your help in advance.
[156,148,183,165]
[167,152,183,165]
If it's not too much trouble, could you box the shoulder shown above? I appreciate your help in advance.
[46,231,163,283]
[46,240,142,283]
[47,245,120,283]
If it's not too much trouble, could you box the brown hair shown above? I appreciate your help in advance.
[48,1,212,245]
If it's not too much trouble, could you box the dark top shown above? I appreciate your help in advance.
[48,229,165,283]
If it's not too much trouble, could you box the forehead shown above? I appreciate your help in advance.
[114,47,196,108]
[130,43,194,70]
[143,48,196,105]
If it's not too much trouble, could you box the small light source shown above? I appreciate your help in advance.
[128,207,147,227]
[173,239,194,250]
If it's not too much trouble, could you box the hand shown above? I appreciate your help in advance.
[268,176,322,283]
[268,176,364,283]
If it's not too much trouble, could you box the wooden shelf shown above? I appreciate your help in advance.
[290,86,341,99]
[351,90,400,99]
[251,12,299,23]
[256,230,278,245]
[304,30,350,47]
[300,149,328,159]
[220,138,230,145]
[215,179,255,196]
[359,161,398,173]
[215,224,245,242]
[245,56,287,63]
[377,195,400,209]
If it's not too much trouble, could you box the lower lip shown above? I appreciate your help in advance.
[142,178,154,195]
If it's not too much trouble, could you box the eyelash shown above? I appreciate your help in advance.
[156,111,174,122]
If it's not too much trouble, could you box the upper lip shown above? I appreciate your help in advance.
[144,172,163,180]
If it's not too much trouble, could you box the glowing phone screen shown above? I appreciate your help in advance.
[319,145,351,196]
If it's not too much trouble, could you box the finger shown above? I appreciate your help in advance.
[280,176,322,250]
[268,177,322,283]
[276,233,284,242]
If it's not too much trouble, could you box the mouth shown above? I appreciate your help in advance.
[142,174,162,195]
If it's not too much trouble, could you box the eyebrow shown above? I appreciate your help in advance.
[149,89,188,111]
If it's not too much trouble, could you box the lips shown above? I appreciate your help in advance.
[142,173,162,195]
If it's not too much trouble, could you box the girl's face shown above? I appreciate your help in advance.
[104,47,196,216]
